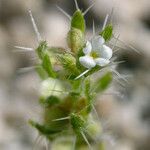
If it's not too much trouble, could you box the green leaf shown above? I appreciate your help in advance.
[36,41,48,59]
[71,78,82,93]
[36,65,48,80]
[100,24,113,41]
[47,47,65,54]
[71,10,86,33]
[44,105,70,131]
[42,53,56,78]
[84,78,91,99]
[84,78,94,113]
[39,96,60,107]
[29,120,60,135]
[95,72,112,92]
[85,66,101,77]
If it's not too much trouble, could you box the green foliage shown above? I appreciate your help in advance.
[71,79,82,91]
[71,10,86,33]
[36,41,56,78]
[67,9,85,54]
[95,72,113,92]
[36,65,48,80]
[84,78,93,113]
[42,53,56,78]
[84,78,91,99]
[70,113,85,134]
[29,120,60,135]
[27,2,116,149]
[44,104,70,132]
[100,24,113,41]
[36,41,48,59]
[39,95,60,107]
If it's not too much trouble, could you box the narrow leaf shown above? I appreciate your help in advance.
[36,65,48,80]
[84,78,93,113]
[39,96,60,107]
[84,78,91,99]
[36,41,48,59]
[29,120,60,135]
[71,10,86,33]
[100,24,113,41]
[42,53,56,78]
[95,72,112,92]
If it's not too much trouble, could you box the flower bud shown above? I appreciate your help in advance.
[86,121,102,139]
[67,27,85,53]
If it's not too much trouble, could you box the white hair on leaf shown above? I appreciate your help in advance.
[74,0,80,10]
[83,2,95,16]
[75,69,90,80]
[29,10,42,43]
[56,5,71,20]
[14,46,34,52]
[102,14,109,30]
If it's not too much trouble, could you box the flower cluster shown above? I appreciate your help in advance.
[16,0,119,150]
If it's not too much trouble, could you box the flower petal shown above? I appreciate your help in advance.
[95,58,110,66]
[79,56,96,68]
[91,36,105,50]
[83,41,92,54]
[101,45,112,59]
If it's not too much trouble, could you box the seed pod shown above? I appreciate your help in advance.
[58,53,79,75]
[67,27,85,53]
[86,121,102,139]
[70,113,85,134]
[67,9,86,54]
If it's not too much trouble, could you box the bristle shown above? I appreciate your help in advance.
[102,91,124,98]
[80,131,93,150]
[83,3,95,16]
[18,66,36,74]
[114,76,126,87]
[112,34,120,51]
[29,10,42,43]
[50,79,57,96]
[32,135,42,150]
[91,104,100,121]
[75,69,90,80]
[72,136,76,150]
[102,14,109,30]
[92,20,96,37]
[44,138,50,150]
[74,0,79,10]
[14,46,34,52]
[52,116,70,122]
[110,60,126,66]
[113,35,141,54]
[56,5,71,20]
[109,7,114,24]
[111,69,129,83]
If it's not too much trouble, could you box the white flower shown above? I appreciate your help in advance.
[79,36,112,69]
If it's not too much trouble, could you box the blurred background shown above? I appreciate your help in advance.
[0,0,150,150]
